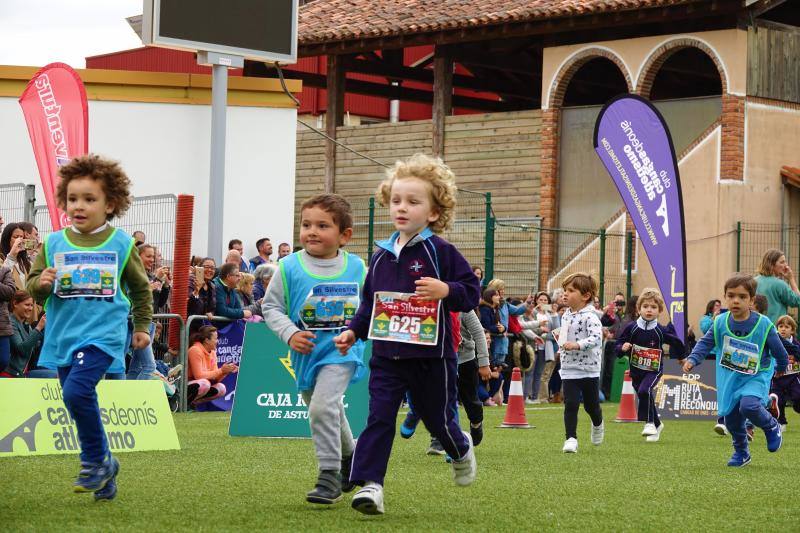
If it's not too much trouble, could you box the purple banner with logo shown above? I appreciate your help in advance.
[593,94,687,342]
[196,320,245,412]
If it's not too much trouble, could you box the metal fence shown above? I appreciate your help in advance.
[737,222,800,276]
[0,183,36,224]
[34,194,178,264]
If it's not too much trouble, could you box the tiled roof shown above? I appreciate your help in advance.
[299,0,699,45]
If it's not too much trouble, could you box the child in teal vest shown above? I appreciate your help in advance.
[262,193,366,505]
[684,274,787,467]
[27,155,152,500]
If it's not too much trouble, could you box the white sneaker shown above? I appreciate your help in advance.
[591,421,605,445]
[641,423,657,436]
[562,437,578,453]
[781,424,787,432]
[646,423,664,442]
[351,482,384,515]
[451,431,477,486]
[713,423,728,436]
[525,398,537,405]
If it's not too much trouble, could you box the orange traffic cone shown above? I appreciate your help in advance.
[615,370,638,422]
[498,367,532,428]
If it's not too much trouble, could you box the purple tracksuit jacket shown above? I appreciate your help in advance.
[348,227,481,359]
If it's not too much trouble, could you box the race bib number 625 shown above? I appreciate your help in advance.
[368,291,440,346]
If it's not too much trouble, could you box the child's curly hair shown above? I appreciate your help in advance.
[56,154,132,220]
[376,153,457,233]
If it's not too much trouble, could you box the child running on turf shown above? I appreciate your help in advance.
[262,193,367,505]
[616,288,685,442]
[771,315,800,431]
[335,153,481,515]
[27,154,152,501]
[558,273,604,453]
[683,274,787,467]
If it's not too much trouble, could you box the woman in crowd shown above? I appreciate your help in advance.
[237,272,263,319]
[7,290,55,378]
[0,222,32,291]
[755,248,800,323]
[0,264,15,373]
[530,291,559,403]
[126,244,164,380]
[188,257,218,322]
[187,325,237,406]
[252,263,277,301]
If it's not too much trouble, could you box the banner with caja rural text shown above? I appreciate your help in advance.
[653,359,717,420]
[19,62,89,231]
[229,323,370,438]
[594,94,688,342]
[0,380,180,457]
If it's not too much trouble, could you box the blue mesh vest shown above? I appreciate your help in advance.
[280,250,366,391]
[39,228,135,370]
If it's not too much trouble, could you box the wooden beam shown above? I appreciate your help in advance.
[432,46,453,158]
[342,57,538,100]
[325,55,345,193]
[298,3,741,57]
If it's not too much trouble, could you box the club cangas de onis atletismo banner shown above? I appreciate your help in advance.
[593,94,687,343]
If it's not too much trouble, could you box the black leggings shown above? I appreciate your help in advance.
[457,358,483,425]
[563,377,603,439]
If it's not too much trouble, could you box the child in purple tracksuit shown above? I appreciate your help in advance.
[771,315,800,430]
[335,154,481,515]
[616,288,684,442]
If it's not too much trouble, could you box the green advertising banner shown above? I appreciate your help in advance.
[0,380,180,457]
[230,323,371,438]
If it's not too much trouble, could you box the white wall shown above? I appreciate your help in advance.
[0,97,296,262]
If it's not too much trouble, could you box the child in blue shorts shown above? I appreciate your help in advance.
[684,273,787,466]
[27,154,152,500]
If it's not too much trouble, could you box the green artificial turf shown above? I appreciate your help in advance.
[2,405,796,532]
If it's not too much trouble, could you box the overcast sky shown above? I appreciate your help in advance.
[0,0,143,68]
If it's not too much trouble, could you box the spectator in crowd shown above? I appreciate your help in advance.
[215,263,252,321]
[190,255,203,267]
[1,222,32,291]
[600,292,627,397]
[18,222,40,262]
[225,249,243,268]
[277,242,291,260]
[187,325,237,406]
[530,291,559,403]
[127,244,167,380]
[133,230,146,246]
[755,248,800,323]
[486,279,529,401]
[252,263,277,301]
[699,299,721,348]
[7,290,55,378]
[237,272,262,319]
[249,237,273,270]
[472,266,486,289]
[0,264,15,373]
[228,239,250,273]
[188,257,218,322]
[479,288,504,406]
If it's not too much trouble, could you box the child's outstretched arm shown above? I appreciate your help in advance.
[615,321,634,356]
[261,267,316,354]
[662,324,687,360]
[683,327,715,371]
[339,254,377,349]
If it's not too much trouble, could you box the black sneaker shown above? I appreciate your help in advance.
[340,455,356,493]
[427,438,446,456]
[470,422,484,446]
[306,470,342,505]
[93,456,119,502]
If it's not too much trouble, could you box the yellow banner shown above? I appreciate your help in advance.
[0,380,180,457]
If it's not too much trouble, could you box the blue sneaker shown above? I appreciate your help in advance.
[400,413,419,439]
[74,455,116,493]
[765,422,783,453]
[94,456,120,502]
[727,450,752,467]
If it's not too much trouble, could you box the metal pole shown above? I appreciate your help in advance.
[598,228,606,304]
[626,231,634,300]
[368,197,375,262]
[23,184,36,223]
[736,221,741,272]
[484,192,494,281]
[207,63,228,260]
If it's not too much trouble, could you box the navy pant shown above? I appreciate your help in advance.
[351,355,469,486]
[724,395,777,454]
[630,367,662,426]
[57,346,114,464]
[771,374,800,424]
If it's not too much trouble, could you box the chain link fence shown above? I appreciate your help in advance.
[737,222,800,276]
[34,194,178,265]
[0,183,35,225]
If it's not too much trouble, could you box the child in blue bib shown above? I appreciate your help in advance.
[262,193,366,506]
[684,274,787,467]
[27,155,152,500]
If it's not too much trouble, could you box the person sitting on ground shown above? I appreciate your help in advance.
[277,242,291,260]
[252,263,277,301]
[249,237,273,270]
[187,325,237,405]
[1,222,32,291]
[7,290,55,378]
[214,263,252,321]
[228,239,250,273]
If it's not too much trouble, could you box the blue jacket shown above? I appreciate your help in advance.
[349,228,481,360]
[214,278,244,319]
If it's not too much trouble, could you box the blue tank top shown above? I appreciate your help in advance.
[39,228,135,371]
[713,312,774,416]
[280,250,367,391]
